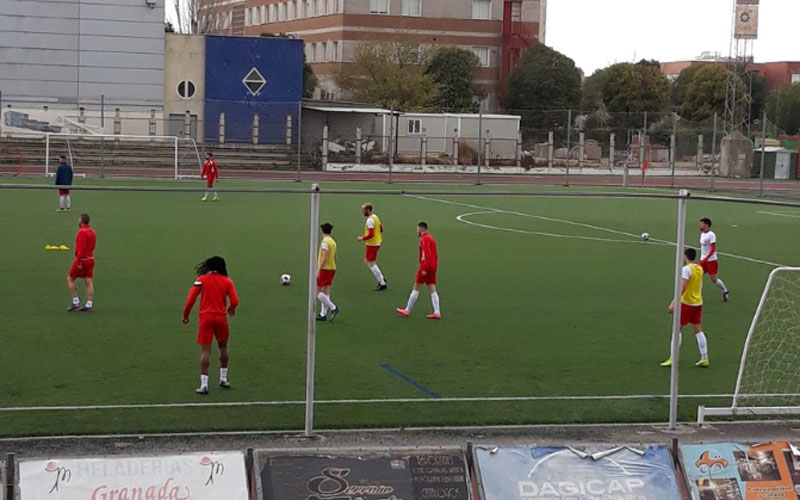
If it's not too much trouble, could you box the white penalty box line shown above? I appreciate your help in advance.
[2,393,794,413]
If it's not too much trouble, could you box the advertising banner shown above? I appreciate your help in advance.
[680,442,800,499]
[259,449,469,500]
[734,5,759,39]
[474,445,682,500]
[19,452,248,500]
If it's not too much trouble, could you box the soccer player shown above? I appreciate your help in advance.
[357,203,387,291]
[396,222,441,319]
[55,155,73,212]
[661,248,709,368]
[201,152,219,202]
[66,213,96,312]
[316,222,340,322]
[182,256,239,395]
[699,217,730,302]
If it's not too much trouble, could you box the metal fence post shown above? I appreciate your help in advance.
[387,107,394,184]
[547,130,554,172]
[355,127,362,165]
[516,131,522,172]
[476,109,483,185]
[252,113,260,145]
[296,101,302,182]
[711,113,718,191]
[100,94,105,178]
[304,184,320,437]
[669,189,689,430]
[6,453,16,500]
[578,132,585,170]
[670,113,677,189]
[322,125,328,171]
[565,109,571,186]
[697,134,703,172]
[286,114,292,146]
[421,134,427,168]
[760,111,767,198]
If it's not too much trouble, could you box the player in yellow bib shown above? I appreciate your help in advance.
[661,248,709,368]
[316,222,340,322]
[357,203,387,291]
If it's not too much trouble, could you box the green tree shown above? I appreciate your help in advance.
[671,65,705,108]
[505,44,582,134]
[425,47,484,112]
[767,84,800,135]
[334,42,439,111]
[583,60,670,115]
[680,65,728,122]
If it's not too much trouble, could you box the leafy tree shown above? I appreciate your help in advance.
[671,65,705,108]
[334,42,439,111]
[425,47,484,113]
[680,65,728,122]
[767,84,800,135]
[505,44,581,135]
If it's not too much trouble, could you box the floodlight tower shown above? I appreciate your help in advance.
[725,0,759,135]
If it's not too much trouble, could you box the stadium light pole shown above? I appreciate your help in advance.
[669,189,690,430]
[304,183,321,437]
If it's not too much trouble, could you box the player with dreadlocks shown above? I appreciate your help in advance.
[182,256,239,395]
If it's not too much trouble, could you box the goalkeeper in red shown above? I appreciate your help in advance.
[396,222,441,319]
[182,256,239,394]
[201,152,219,202]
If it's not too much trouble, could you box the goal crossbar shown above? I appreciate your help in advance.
[698,266,800,425]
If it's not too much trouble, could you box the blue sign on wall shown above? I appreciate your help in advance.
[204,36,303,144]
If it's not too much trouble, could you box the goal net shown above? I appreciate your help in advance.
[698,267,800,423]
[43,134,202,179]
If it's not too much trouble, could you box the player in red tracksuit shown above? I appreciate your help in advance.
[396,221,441,319]
[67,213,97,312]
[182,256,239,394]
[201,152,219,202]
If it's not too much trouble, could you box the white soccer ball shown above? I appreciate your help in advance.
[280,274,292,286]
[641,232,650,241]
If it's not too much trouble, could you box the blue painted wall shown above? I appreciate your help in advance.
[204,36,303,144]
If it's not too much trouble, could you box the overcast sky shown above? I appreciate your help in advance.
[547,0,800,76]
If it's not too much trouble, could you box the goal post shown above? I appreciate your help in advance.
[42,132,202,179]
[698,267,800,424]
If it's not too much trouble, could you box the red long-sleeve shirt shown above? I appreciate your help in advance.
[201,159,219,181]
[183,272,239,319]
[75,224,96,260]
[419,232,438,272]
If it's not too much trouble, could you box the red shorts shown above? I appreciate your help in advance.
[58,189,70,196]
[365,245,380,261]
[198,314,229,345]
[700,260,719,275]
[69,259,95,279]
[415,268,437,285]
[206,179,215,188]
[680,304,703,326]
[317,269,336,287]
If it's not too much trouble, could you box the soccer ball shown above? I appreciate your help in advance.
[280,274,292,286]
[641,232,650,241]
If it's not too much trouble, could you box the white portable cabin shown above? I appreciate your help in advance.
[395,113,521,159]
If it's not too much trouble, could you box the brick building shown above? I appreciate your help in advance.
[199,0,547,111]
[661,53,800,93]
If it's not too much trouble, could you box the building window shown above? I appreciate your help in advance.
[310,43,316,62]
[245,8,251,25]
[472,46,490,67]
[288,1,295,18]
[331,41,339,61]
[296,0,303,18]
[408,119,422,135]
[370,0,389,14]
[402,0,420,16]
[177,80,196,100]
[472,0,490,19]
[321,42,328,62]
[792,73,800,85]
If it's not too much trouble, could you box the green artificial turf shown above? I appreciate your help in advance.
[1,178,798,436]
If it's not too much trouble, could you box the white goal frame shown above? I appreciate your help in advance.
[698,266,800,424]
[41,132,203,180]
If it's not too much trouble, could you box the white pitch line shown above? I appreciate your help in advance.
[457,211,667,246]
[758,211,800,219]
[4,393,798,413]
[409,194,787,268]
